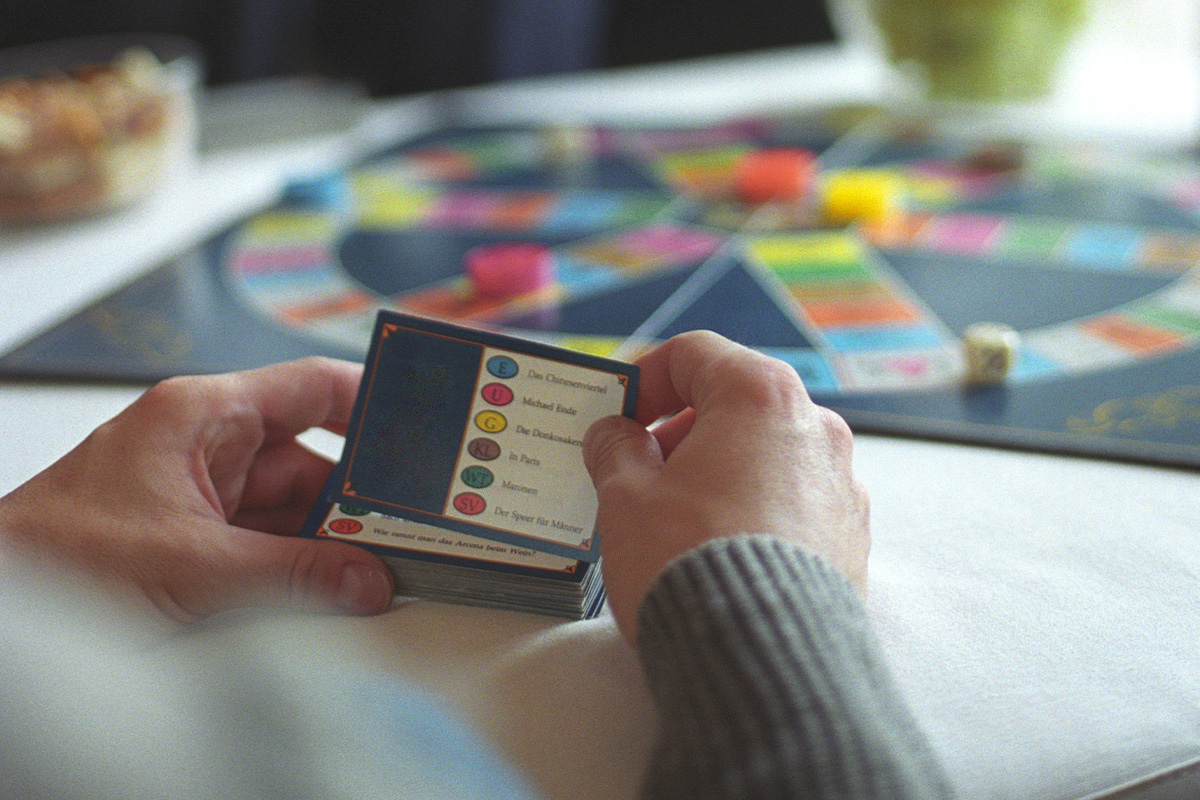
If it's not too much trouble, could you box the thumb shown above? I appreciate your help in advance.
[582,414,662,490]
[202,528,394,617]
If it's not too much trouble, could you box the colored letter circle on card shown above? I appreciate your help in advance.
[486,355,519,379]
[453,492,486,515]
[475,410,507,433]
[461,465,495,489]
[481,382,515,406]
[328,518,364,535]
[467,437,502,460]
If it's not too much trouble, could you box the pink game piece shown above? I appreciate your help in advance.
[465,242,556,298]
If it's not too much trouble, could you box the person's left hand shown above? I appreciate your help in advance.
[0,357,394,624]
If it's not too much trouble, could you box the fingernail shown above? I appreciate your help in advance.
[336,563,392,614]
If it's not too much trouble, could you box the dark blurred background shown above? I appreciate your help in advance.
[0,0,836,95]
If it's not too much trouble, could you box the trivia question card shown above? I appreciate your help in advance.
[328,311,638,561]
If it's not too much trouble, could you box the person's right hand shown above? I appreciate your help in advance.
[582,331,870,642]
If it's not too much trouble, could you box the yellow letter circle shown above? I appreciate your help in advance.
[474,410,508,433]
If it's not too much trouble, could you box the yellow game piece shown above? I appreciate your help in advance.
[963,322,1021,384]
[820,169,904,226]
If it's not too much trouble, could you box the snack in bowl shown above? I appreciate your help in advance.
[0,38,197,224]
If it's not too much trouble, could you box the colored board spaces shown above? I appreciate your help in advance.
[4,113,1200,467]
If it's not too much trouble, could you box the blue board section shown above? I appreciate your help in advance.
[659,261,813,348]
[881,250,1177,335]
[507,267,696,335]
[341,229,580,296]
[468,155,661,191]
[956,181,1199,230]
[826,346,1200,466]
[0,238,364,381]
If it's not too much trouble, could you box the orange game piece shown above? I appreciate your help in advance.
[465,242,556,299]
[733,148,817,205]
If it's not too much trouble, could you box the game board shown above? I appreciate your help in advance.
[4,111,1200,468]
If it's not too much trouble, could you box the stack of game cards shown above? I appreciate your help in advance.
[306,502,608,618]
[302,311,638,619]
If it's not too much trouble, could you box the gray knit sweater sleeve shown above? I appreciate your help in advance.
[635,536,954,800]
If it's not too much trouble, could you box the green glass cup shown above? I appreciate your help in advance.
[866,0,1088,101]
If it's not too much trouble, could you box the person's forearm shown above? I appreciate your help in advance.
[636,536,954,800]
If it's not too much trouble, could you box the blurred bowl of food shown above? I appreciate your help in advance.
[0,34,201,225]
[829,0,1089,103]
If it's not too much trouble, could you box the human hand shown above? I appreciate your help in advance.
[582,331,870,641]
[0,357,393,624]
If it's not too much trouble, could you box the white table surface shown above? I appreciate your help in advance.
[2,40,1200,800]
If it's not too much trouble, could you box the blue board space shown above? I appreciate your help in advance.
[341,229,583,296]
[2,120,1198,469]
[881,250,1177,336]
[832,345,1200,468]
[466,155,662,192]
[658,260,813,348]
[0,236,365,383]
[956,180,1199,230]
[376,127,664,193]
[506,266,695,335]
